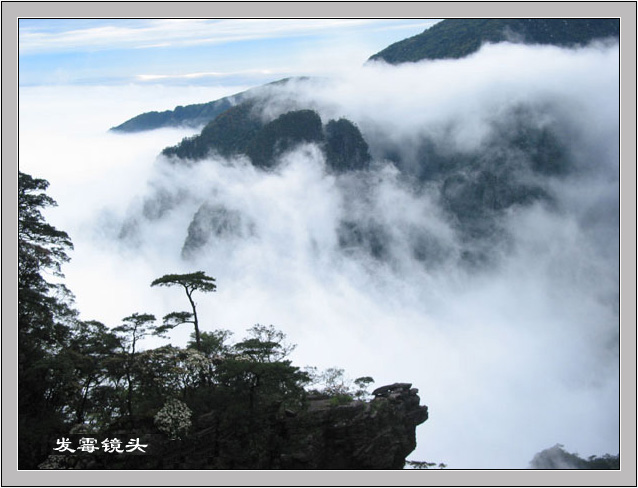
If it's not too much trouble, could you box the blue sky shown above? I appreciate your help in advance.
[19,19,440,87]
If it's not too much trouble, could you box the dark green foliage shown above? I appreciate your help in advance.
[163,107,325,167]
[241,324,297,361]
[151,272,217,351]
[110,97,235,132]
[441,170,547,218]
[216,353,309,409]
[369,18,620,64]
[246,109,324,168]
[151,271,217,292]
[18,173,130,468]
[324,118,371,171]
[162,101,263,160]
[111,77,309,133]
[113,313,157,353]
[585,453,621,470]
[161,105,371,175]
[132,345,208,415]
[113,313,157,424]
[18,172,76,350]
[329,393,354,406]
[156,311,195,337]
[18,172,73,279]
[530,444,620,469]
[186,329,233,358]
[64,320,122,424]
[18,171,77,468]
[202,325,310,467]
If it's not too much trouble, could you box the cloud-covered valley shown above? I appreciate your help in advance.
[19,40,619,469]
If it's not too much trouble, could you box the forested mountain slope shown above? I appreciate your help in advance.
[368,18,619,63]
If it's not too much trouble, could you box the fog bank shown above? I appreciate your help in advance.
[18,41,619,468]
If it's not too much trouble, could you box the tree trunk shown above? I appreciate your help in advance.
[185,287,201,351]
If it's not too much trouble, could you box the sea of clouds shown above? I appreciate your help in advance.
[18,40,619,469]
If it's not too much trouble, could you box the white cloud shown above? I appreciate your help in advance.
[135,69,278,82]
[18,39,619,469]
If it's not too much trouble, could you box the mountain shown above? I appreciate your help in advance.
[112,19,617,268]
[368,18,620,64]
[112,19,619,133]
[529,444,620,469]
[119,87,568,267]
[162,106,371,172]
[161,100,263,160]
[173,108,372,258]
[110,77,309,133]
[110,95,239,133]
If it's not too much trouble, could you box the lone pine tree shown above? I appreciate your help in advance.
[150,272,216,351]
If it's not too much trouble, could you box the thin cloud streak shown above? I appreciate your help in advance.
[19,19,438,55]
[19,19,439,88]
[135,68,278,82]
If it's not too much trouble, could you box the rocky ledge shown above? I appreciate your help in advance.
[40,383,427,470]
[278,382,428,469]
[161,382,428,470]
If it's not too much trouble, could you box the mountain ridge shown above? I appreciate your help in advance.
[110,77,310,133]
[368,18,620,64]
[112,19,617,268]
[111,19,619,135]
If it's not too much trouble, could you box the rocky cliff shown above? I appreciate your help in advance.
[39,383,427,470]
[159,383,427,470]
[276,383,428,470]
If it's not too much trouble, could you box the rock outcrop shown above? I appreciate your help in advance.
[39,383,428,470]
[155,382,427,470]
[277,383,428,469]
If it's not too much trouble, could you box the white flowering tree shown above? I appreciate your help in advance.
[154,398,192,439]
[134,345,216,411]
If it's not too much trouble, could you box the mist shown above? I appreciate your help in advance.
[18,41,619,469]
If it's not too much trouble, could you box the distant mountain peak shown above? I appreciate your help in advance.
[368,18,619,64]
[162,105,371,173]
[109,77,310,133]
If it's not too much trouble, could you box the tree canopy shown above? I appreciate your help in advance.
[150,271,217,293]
[151,271,216,351]
[18,171,77,468]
